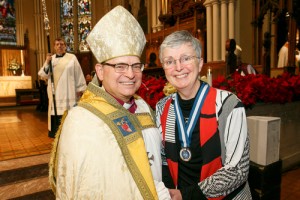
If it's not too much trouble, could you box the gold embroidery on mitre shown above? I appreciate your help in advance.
[86,6,146,63]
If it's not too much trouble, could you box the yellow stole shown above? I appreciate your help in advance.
[53,53,73,90]
[49,83,158,200]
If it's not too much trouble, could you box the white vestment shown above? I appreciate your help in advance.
[51,93,170,199]
[295,51,300,67]
[38,53,86,130]
[277,43,288,68]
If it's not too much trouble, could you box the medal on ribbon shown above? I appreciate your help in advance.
[179,147,192,161]
[174,83,209,162]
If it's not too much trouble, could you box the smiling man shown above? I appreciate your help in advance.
[49,5,170,200]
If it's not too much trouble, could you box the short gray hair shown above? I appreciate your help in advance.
[159,30,202,63]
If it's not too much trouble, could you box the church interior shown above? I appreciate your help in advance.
[0,0,300,199]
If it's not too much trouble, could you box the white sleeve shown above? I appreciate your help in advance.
[38,60,50,78]
[142,127,162,181]
[73,55,87,92]
[154,180,171,200]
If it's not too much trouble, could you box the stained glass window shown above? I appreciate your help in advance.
[78,0,91,52]
[61,0,74,52]
[0,0,16,45]
[60,0,91,52]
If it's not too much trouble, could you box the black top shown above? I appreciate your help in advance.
[162,92,207,199]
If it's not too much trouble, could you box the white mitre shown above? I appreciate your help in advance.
[86,5,146,63]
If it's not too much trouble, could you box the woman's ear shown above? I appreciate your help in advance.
[95,63,104,81]
[198,58,204,73]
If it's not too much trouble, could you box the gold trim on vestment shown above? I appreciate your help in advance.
[49,110,68,195]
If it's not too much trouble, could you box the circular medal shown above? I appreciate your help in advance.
[180,148,192,161]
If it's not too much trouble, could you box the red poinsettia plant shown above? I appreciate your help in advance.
[137,74,167,109]
[213,72,300,108]
[137,72,300,109]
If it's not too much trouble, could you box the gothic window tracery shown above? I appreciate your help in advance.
[60,0,91,52]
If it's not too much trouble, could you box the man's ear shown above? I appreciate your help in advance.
[95,63,104,81]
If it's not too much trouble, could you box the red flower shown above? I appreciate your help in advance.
[138,72,300,110]
[137,75,166,109]
[212,72,300,108]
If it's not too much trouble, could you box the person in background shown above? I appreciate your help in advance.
[235,45,257,76]
[38,38,86,138]
[295,42,300,68]
[156,30,251,199]
[85,73,92,84]
[277,41,289,68]
[149,52,158,67]
[277,40,300,69]
[49,6,170,200]
[225,38,237,76]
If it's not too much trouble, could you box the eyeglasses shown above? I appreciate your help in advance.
[162,55,199,69]
[102,62,144,73]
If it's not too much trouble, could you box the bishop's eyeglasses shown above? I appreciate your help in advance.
[162,55,200,69]
[102,62,144,73]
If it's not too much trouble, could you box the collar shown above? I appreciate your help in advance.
[56,53,66,58]
[109,93,137,113]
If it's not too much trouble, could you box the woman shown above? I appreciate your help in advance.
[156,30,252,199]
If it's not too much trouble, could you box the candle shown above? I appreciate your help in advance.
[207,66,212,86]
[21,50,24,66]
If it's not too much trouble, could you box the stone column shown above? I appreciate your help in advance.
[147,0,151,33]
[152,0,157,32]
[50,0,59,39]
[104,0,112,13]
[15,0,24,46]
[204,0,213,62]
[212,0,221,61]
[129,0,140,18]
[35,0,47,70]
[271,21,276,68]
[228,0,235,39]
[161,0,165,15]
[156,0,162,31]
[220,0,228,61]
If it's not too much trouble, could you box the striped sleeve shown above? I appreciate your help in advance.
[155,95,174,166]
[198,89,251,198]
